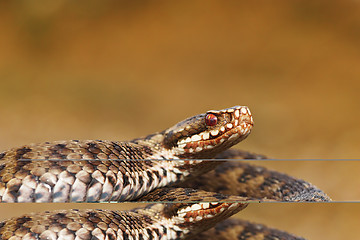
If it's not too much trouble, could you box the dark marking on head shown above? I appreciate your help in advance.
[0,152,5,160]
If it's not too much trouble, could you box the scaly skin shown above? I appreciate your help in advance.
[178,158,331,202]
[0,106,253,203]
[0,106,327,239]
[0,193,248,240]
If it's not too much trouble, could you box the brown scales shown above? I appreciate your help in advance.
[177,160,331,202]
[0,209,159,240]
[0,106,330,239]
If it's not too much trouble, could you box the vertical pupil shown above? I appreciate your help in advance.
[205,114,217,126]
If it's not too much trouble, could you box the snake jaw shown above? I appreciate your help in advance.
[176,202,227,220]
[165,106,253,158]
[167,202,248,237]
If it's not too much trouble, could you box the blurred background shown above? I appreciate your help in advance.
[0,0,360,239]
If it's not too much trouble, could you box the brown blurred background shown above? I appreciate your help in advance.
[0,1,360,239]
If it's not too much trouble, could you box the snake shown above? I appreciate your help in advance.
[0,106,330,239]
[0,201,306,240]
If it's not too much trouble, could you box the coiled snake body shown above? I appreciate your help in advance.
[0,106,329,239]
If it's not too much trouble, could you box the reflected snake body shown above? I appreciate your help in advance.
[0,202,248,240]
[0,202,306,240]
[0,106,329,239]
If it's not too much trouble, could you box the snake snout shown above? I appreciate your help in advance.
[238,106,253,125]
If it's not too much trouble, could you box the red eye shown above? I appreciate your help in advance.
[205,113,217,126]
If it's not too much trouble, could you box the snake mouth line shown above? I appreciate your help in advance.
[176,202,227,220]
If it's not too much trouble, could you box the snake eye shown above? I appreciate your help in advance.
[205,113,217,126]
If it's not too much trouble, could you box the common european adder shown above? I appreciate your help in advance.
[0,106,329,239]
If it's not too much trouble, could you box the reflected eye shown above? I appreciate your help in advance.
[205,113,217,126]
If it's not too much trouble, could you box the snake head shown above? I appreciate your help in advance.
[163,106,253,159]
[163,202,248,238]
